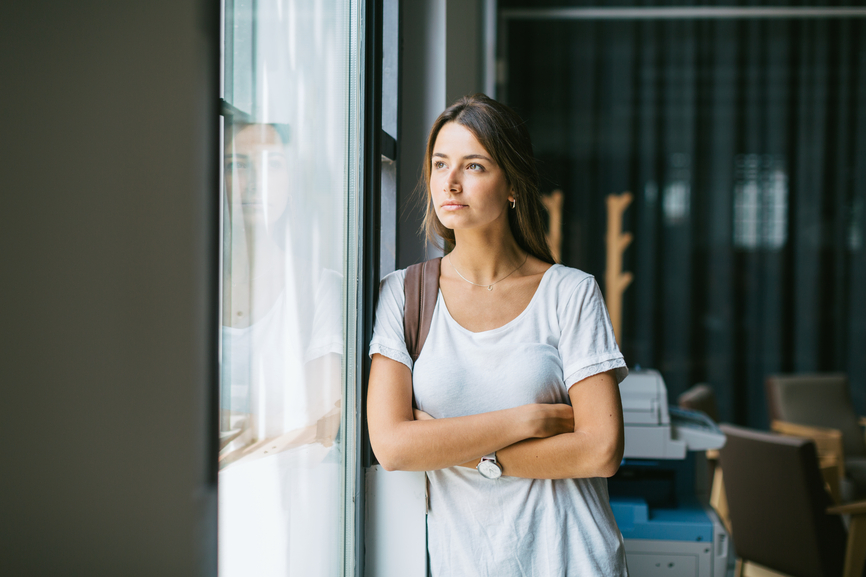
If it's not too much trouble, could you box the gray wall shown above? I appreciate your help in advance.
[1,2,217,575]
[445,0,485,105]
[396,0,486,268]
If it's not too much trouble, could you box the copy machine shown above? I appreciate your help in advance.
[610,369,731,577]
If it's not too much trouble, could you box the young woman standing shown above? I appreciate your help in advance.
[367,94,629,576]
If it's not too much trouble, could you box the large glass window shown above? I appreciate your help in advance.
[217,0,362,574]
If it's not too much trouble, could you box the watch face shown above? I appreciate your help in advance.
[477,460,502,479]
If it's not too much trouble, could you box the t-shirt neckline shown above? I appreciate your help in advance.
[223,290,285,335]
[437,263,560,336]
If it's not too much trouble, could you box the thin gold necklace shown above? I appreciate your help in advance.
[448,252,529,291]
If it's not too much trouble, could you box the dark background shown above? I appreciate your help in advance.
[503,3,866,428]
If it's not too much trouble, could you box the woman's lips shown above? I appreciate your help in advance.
[441,203,466,211]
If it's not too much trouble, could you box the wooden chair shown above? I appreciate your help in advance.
[766,374,866,501]
[719,424,866,577]
[771,420,845,504]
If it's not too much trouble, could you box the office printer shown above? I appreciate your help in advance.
[610,369,731,577]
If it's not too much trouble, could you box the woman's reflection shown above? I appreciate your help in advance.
[224,123,290,330]
[219,121,343,576]
[220,122,342,463]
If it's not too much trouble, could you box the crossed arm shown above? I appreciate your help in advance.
[366,354,625,480]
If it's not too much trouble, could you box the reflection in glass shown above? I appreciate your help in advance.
[219,119,344,576]
[217,0,350,574]
[221,122,342,456]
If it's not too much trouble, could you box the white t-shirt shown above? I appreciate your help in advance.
[219,268,344,577]
[370,263,629,577]
[221,268,344,436]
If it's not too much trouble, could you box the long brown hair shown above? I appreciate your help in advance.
[421,93,555,264]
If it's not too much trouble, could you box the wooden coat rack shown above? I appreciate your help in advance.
[605,192,633,345]
[541,190,564,263]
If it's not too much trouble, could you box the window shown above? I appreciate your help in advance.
[217,0,363,574]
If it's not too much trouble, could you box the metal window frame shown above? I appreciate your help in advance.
[343,0,368,573]
[350,0,402,574]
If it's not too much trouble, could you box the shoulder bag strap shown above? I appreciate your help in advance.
[403,257,441,362]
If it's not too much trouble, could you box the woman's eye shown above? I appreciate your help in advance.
[434,161,446,169]
[468,163,483,171]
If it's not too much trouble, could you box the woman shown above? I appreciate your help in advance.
[367,94,629,576]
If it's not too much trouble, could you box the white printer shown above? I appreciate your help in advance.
[620,369,726,459]
[611,369,731,577]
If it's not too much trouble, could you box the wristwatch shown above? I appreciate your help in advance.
[476,452,503,479]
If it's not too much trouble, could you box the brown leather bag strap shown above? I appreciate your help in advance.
[403,257,441,362]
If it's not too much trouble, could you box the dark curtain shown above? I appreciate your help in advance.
[505,15,866,428]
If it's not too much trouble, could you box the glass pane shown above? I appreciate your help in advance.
[218,0,354,574]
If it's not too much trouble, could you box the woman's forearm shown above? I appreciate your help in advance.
[458,428,623,479]
[374,403,575,471]
[368,354,574,472]
[457,371,625,479]
[374,407,534,471]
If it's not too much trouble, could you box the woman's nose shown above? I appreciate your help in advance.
[445,170,462,192]
[250,160,268,193]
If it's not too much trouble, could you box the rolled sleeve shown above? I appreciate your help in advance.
[558,276,628,388]
[369,270,414,371]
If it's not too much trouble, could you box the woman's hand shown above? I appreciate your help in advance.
[485,371,624,479]
[522,403,574,438]
[415,405,572,438]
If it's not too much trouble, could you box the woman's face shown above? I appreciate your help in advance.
[430,122,514,235]
[224,124,291,228]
